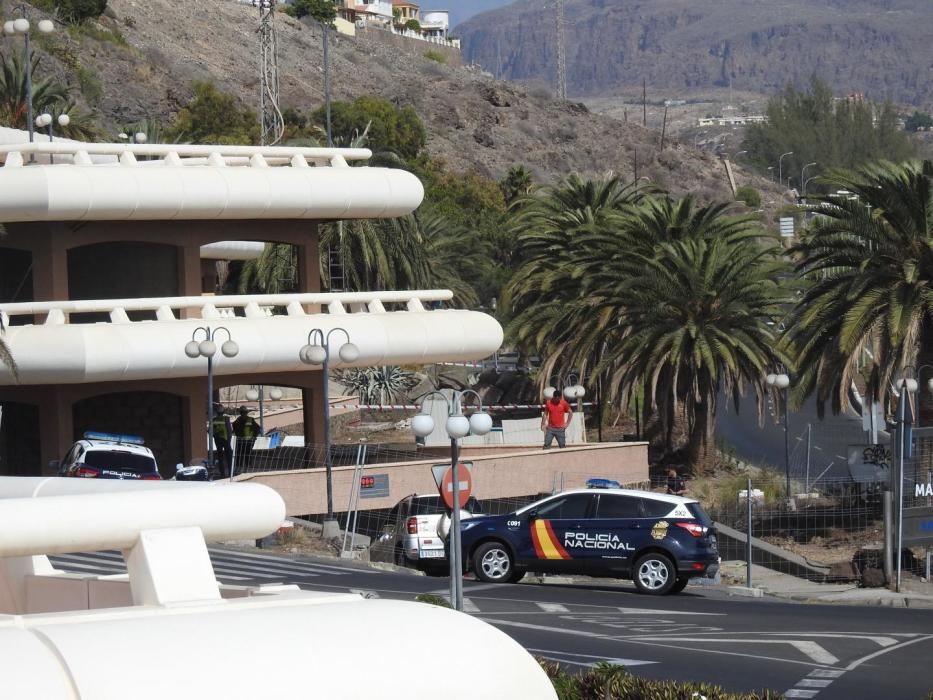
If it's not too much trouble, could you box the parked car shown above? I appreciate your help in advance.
[52,432,161,481]
[458,485,718,594]
[370,493,483,575]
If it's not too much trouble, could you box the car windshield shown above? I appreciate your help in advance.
[687,502,713,526]
[410,496,483,516]
[82,450,156,474]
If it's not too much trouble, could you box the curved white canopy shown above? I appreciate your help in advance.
[0,291,502,386]
[0,142,424,222]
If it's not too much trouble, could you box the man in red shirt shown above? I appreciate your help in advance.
[541,392,573,448]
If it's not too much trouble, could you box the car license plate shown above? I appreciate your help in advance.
[420,550,444,559]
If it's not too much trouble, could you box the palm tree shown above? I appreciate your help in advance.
[0,52,99,140]
[607,236,789,465]
[505,185,788,467]
[786,159,933,415]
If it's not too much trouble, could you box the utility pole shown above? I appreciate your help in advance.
[660,105,668,151]
[642,78,647,127]
[555,0,567,99]
[254,0,284,146]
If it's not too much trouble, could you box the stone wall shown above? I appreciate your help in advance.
[237,441,649,517]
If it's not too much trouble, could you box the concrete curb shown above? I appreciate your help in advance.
[728,585,764,598]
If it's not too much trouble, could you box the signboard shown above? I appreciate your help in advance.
[359,473,389,499]
[847,444,890,483]
[432,461,474,510]
[902,505,933,546]
[779,217,795,237]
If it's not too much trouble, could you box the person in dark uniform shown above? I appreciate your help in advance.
[211,404,233,478]
[666,466,687,496]
[232,405,260,472]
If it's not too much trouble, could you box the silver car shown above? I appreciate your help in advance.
[370,494,483,575]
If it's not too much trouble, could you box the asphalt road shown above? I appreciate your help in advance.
[716,390,871,485]
[59,548,933,699]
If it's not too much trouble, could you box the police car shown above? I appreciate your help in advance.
[54,432,161,481]
[458,481,718,595]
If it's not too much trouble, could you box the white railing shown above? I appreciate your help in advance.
[0,142,372,169]
[0,290,454,327]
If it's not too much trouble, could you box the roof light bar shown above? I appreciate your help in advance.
[83,431,146,445]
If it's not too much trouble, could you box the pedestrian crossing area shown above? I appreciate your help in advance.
[49,547,371,583]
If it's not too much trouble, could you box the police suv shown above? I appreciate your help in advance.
[458,481,718,595]
[54,432,161,481]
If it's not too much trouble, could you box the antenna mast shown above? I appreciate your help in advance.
[556,0,567,99]
[254,0,284,145]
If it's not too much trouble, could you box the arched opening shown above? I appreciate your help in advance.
[0,402,40,475]
[73,392,184,478]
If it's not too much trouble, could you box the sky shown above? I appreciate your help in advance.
[445,0,513,29]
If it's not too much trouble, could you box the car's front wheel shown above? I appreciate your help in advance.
[472,541,515,583]
[632,552,676,595]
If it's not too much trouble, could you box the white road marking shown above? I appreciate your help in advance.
[527,648,656,668]
[630,637,839,665]
[537,603,570,613]
[350,589,379,599]
[844,635,933,671]
[433,582,502,595]
[461,597,480,612]
[808,670,844,679]
[486,619,831,669]
[615,607,723,616]
[785,690,819,698]
[796,679,832,688]
[759,632,898,647]
[208,550,360,575]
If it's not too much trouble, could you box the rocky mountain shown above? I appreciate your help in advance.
[22,0,767,201]
[457,0,933,107]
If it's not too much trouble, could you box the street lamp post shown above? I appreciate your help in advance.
[245,385,284,433]
[778,151,794,190]
[411,390,492,611]
[3,8,54,145]
[184,327,239,474]
[118,131,148,145]
[298,327,360,531]
[35,112,69,164]
[767,166,774,182]
[766,371,791,500]
[801,162,817,197]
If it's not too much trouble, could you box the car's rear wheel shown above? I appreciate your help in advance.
[472,541,515,583]
[507,569,526,584]
[633,552,676,595]
[668,577,689,595]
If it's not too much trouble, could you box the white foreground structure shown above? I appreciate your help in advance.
[0,478,556,699]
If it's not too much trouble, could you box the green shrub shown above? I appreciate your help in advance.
[56,0,108,24]
[423,50,447,64]
[76,65,103,104]
[540,661,784,699]
[735,185,761,208]
[414,593,451,607]
[405,18,421,32]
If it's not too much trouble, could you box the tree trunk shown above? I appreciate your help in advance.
[686,401,714,473]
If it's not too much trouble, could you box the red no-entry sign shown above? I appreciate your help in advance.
[435,462,473,510]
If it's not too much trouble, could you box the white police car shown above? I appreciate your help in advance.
[54,432,161,481]
[458,481,718,595]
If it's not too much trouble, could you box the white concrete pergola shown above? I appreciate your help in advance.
[0,139,503,470]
